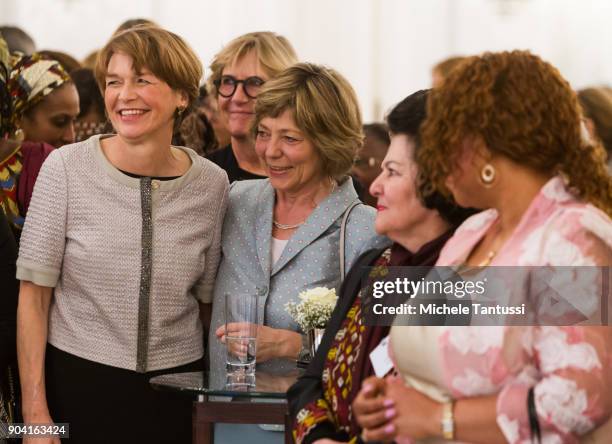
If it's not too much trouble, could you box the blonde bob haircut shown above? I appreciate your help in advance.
[95,26,202,109]
[208,31,297,95]
[254,62,363,180]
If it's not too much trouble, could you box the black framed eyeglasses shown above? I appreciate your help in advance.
[214,75,265,99]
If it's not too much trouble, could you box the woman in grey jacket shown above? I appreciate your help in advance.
[208,63,388,377]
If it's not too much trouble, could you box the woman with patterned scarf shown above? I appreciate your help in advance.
[288,90,474,444]
[0,45,78,241]
[0,36,77,432]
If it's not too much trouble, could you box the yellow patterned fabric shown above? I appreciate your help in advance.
[294,248,392,444]
[8,52,71,130]
[294,300,365,443]
[0,146,24,231]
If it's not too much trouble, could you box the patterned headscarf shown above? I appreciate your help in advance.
[0,35,12,138]
[8,52,71,131]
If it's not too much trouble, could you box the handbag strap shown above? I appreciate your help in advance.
[528,386,541,443]
[339,200,361,278]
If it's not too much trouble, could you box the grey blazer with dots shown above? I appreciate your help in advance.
[207,177,389,375]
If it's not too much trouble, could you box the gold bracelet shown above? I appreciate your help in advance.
[441,400,455,440]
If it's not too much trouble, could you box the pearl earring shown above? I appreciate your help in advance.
[480,163,496,187]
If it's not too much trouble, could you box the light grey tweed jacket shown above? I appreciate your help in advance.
[17,135,229,372]
[208,178,389,376]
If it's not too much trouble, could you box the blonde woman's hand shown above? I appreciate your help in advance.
[255,325,301,362]
[216,323,301,362]
[216,322,256,358]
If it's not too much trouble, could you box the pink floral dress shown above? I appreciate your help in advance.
[391,177,612,443]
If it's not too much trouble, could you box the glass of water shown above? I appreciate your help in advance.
[224,292,259,387]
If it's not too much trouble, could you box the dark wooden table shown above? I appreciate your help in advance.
[150,370,299,444]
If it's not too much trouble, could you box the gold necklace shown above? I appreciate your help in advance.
[475,217,506,267]
[272,180,336,231]
[272,220,304,230]
[478,250,497,267]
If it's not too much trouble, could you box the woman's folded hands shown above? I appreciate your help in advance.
[352,375,442,442]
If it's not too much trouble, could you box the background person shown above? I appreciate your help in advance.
[113,17,159,35]
[173,85,220,156]
[80,49,99,69]
[9,52,79,148]
[1,45,58,241]
[38,49,81,73]
[0,25,35,54]
[578,86,612,170]
[206,31,298,182]
[351,122,390,207]
[0,201,19,430]
[70,68,109,142]
[0,38,59,428]
[16,26,228,444]
[431,55,468,88]
[199,84,231,149]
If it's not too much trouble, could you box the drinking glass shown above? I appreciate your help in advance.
[224,292,259,387]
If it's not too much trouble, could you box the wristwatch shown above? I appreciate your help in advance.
[441,400,455,440]
[297,346,311,362]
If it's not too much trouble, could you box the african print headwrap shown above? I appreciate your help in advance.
[8,52,71,130]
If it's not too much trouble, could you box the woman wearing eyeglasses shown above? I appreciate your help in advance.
[206,32,298,183]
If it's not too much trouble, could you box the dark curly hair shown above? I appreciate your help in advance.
[419,50,612,216]
[387,89,475,227]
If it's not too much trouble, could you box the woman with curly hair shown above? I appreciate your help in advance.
[353,51,612,443]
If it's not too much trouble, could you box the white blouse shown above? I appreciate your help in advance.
[271,237,289,265]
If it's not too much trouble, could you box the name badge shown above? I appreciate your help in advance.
[369,335,393,377]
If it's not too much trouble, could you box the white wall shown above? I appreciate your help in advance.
[3,0,612,121]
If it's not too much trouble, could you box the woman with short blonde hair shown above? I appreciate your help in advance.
[209,61,387,377]
[205,31,298,182]
[95,24,202,124]
[17,25,228,444]
[254,62,363,180]
[208,31,297,93]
